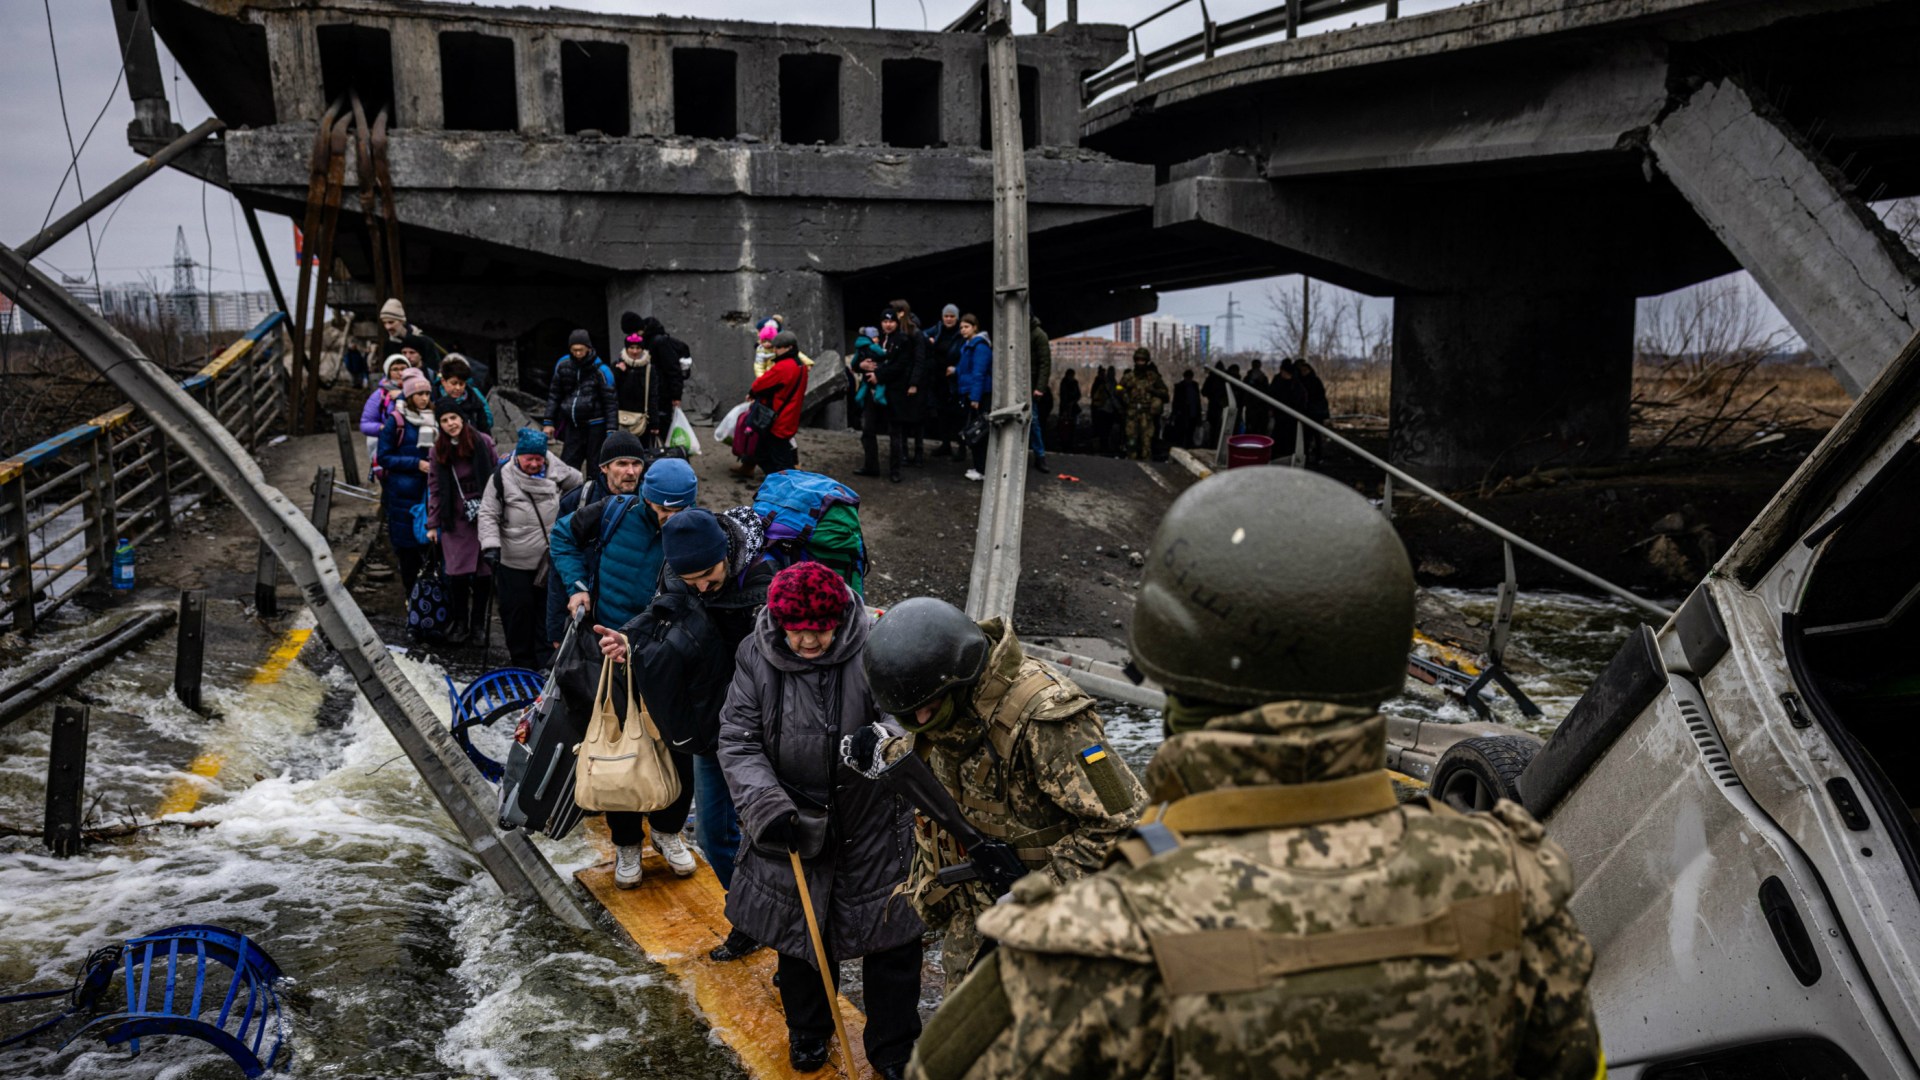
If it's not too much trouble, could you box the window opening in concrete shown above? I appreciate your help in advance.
[979,64,1039,149]
[317,24,395,122]
[562,40,630,136]
[440,31,519,131]
[779,54,841,145]
[673,49,738,139]
[882,58,943,148]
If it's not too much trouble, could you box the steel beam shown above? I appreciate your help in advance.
[0,240,593,929]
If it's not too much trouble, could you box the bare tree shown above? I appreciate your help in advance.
[1633,274,1803,453]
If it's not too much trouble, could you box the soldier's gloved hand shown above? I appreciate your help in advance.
[968,838,1029,894]
[840,723,896,779]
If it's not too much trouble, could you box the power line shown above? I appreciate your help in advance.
[42,0,103,294]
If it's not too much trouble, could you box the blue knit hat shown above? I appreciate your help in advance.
[514,427,547,457]
[662,509,730,575]
[640,457,699,509]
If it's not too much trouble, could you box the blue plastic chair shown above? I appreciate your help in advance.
[445,667,543,781]
[71,924,287,1076]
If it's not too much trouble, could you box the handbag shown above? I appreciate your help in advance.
[453,472,481,523]
[960,410,988,448]
[573,650,682,814]
[406,554,451,643]
[737,369,803,459]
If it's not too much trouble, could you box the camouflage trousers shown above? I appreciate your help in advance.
[938,907,987,995]
[1124,412,1156,460]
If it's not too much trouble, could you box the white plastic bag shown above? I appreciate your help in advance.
[714,401,749,446]
[668,407,702,455]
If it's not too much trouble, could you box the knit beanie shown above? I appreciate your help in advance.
[380,298,407,322]
[599,430,645,465]
[401,333,434,356]
[640,457,698,509]
[942,303,960,317]
[385,354,410,377]
[514,427,548,457]
[767,562,850,632]
[568,328,593,349]
[432,397,462,418]
[401,373,431,397]
[662,509,730,575]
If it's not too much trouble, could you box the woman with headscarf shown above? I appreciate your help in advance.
[376,371,438,592]
[718,562,924,1078]
[426,400,498,644]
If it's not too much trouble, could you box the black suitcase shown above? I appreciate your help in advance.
[497,613,591,838]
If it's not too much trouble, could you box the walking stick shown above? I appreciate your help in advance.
[477,573,495,665]
[790,849,857,1079]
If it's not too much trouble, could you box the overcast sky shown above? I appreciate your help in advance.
[1,0,1788,347]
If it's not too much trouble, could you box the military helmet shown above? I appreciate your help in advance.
[1131,468,1413,707]
[864,597,991,717]
[1132,346,1151,362]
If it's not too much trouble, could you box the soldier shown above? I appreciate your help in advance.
[856,598,1147,992]
[1117,346,1169,461]
[907,468,1605,1080]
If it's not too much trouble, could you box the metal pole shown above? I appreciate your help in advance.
[44,704,89,857]
[1298,275,1310,359]
[309,466,334,535]
[174,588,207,713]
[334,412,362,486]
[254,540,278,616]
[16,118,226,261]
[965,0,1035,622]
[0,240,592,928]
[1212,367,1672,619]
[240,203,290,323]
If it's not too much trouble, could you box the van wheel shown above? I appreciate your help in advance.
[1432,736,1538,812]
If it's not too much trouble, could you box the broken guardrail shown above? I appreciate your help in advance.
[1,314,288,634]
[0,242,593,930]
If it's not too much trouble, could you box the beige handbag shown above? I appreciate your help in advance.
[573,649,681,813]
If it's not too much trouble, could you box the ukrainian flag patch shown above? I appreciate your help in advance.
[1081,744,1108,764]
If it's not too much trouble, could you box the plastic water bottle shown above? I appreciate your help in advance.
[111,538,135,591]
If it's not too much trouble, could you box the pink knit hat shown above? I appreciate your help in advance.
[401,373,431,397]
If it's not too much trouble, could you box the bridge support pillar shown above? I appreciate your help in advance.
[606,270,845,422]
[1389,291,1633,489]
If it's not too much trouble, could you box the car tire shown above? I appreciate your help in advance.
[1432,735,1539,812]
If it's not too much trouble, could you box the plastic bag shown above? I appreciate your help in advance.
[668,407,702,455]
[714,401,749,445]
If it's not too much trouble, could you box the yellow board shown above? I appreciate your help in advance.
[576,819,874,1080]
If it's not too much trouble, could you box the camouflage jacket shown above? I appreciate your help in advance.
[903,618,1147,932]
[908,701,1603,1080]
[1117,363,1170,415]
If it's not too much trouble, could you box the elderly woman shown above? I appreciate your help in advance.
[477,428,581,668]
[426,400,497,645]
[719,562,923,1078]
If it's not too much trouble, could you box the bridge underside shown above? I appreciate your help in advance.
[1083,0,1920,485]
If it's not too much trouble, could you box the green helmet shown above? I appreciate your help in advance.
[864,597,990,723]
[1131,468,1413,708]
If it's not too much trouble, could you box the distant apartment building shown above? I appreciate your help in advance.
[1112,315,1211,360]
[1051,335,1134,371]
[2,279,277,336]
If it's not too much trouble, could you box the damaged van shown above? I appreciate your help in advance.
[1470,339,1920,1078]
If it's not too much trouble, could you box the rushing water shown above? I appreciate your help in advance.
[0,589,1641,1077]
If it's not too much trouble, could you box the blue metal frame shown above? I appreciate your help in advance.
[446,667,544,781]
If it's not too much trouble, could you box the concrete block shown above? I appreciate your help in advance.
[1651,77,1920,395]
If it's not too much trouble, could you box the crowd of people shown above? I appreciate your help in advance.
[337,291,1606,1078]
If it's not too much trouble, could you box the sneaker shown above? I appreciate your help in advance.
[709,927,764,962]
[964,469,984,482]
[654,830,696,877]
[614,844,644,889]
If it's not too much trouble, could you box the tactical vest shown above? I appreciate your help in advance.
[1092,775,1545,1073]
[905,658,1090,921]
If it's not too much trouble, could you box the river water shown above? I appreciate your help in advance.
[0,588,1645,1078]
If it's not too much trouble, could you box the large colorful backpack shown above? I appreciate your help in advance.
[753,471,868,595]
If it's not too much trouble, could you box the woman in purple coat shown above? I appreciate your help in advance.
[426,399,497,644]
[360,355,411,460]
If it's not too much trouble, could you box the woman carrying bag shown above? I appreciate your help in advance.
[717,563,924,1078]
[376,372,438,593]
[478,428,583,669]
[426,400,498,645]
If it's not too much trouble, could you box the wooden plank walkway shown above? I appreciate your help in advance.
[577,821,874,1079]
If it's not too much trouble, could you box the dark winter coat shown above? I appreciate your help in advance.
[1299,365,1332,421]
[544,473,614,642]
[956,333,993,406]
[719,602,925,965]
[427,432,498,577]
[376,406,434,551]
[878,330,929,424]
[927,324,963,391]
[550,493,664,630]
[545,352,619,435]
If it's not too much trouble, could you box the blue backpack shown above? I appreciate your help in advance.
[753,471,867,594]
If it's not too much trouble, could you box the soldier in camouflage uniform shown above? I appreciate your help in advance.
[908,468,1605,1080]
[857,597,1147,992]
[1117,346,1169,461]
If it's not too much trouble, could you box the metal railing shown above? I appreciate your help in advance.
[0,312,289,633]
[1086,0,1402,100]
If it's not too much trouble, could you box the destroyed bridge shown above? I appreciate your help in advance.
[123,0,1920,484]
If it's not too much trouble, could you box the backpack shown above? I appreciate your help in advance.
[407,555,452,643]
[752,471,868,595]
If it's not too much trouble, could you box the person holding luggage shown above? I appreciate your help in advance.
[479,428,583,668]
[731,331,809,479]
[718,562,924,1079]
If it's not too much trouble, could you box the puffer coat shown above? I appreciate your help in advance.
[476,453,584,571]
[719,601,925,966]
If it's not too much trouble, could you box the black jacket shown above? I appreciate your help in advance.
[878,330,930,424]
[545,353,619,432]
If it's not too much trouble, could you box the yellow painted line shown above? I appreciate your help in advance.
[154,624,312,817]
[197,333,257,381]
[250,627,314,684]
[577,819,872,1079]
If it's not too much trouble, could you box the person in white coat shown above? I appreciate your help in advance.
[477,427,584,668]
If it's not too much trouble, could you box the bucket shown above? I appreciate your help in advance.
[1226,435,1273,469]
